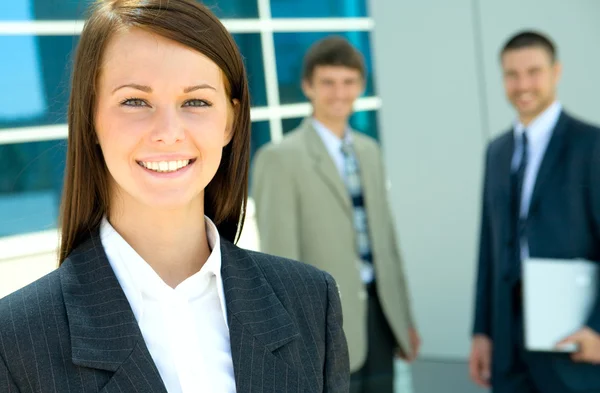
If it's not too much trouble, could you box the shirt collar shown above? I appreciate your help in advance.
[100,216,228,326]
[312,117,352,149]
[513,101,562,145]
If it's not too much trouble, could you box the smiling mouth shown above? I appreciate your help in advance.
[137,159,196,173]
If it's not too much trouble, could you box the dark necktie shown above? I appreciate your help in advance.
[509,131,528,281]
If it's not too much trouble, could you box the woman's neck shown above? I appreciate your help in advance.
[108,200,210,288]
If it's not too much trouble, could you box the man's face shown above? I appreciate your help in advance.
[302,65,365,123]
[502,46,561,124]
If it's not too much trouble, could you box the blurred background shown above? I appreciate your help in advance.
[2,1,600,392]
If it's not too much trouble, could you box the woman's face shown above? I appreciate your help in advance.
[95,27,234,212]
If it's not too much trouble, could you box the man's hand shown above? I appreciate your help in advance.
[557,327,600,364]
[469,334,492,388]
[395,328,421,363]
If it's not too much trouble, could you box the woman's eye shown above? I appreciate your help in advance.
[121,98,148,107]
[183,99,210,107]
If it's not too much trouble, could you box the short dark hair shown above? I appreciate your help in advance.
[302,36,366,81]
[501,30,557,62]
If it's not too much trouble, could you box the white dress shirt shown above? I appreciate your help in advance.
[100,217,236,393]
[512,100,562,258]
[313,118,375,283]
[313,118,352,181]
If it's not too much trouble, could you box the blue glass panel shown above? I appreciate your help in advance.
[282,117,303,134]
[1,0,257,20]
[0,35,77,129]
[232,34,267,107]
[0,0,92,20]
[274,31,375,104]
[350,109,378,140]
[249,121,271,190]
[203,0,259,19]
[282,110,378,140]
[0,140,66,236]
[270,0,367,18]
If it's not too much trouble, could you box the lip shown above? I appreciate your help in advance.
[136,155,196,162]
[136,158,196,178]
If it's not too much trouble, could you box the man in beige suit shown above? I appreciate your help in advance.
[252,36,420,393]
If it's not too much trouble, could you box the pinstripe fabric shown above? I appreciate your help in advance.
[0,232,349,392]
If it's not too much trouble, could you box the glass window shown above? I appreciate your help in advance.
[0,140,66,237]
[203,0,259,19]
[282,117,304,134]
[349,110,378,140]
[232,34,267,107]
[0,0,258,20]
[0,35,77,129]
[282,110,378,140]
[270,0,368,18]
[0,0,92,20]
[274,31,375,104]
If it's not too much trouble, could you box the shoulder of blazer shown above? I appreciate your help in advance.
[351,130,379,150]
[0,268,65,355]
[254,122,311,164]
[561,111,600,139]
[487,129,513,160]
[242,248,333,308]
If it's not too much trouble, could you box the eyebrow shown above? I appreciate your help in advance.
[111,83,217,94]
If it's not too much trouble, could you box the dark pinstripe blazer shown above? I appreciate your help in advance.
[0,232,349,392]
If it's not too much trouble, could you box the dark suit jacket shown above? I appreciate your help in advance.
[473,111,600,390]
[0,233,349,392]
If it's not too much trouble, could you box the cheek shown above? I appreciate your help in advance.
[184,112,230,148]
[505,83,518,96]
[96,110,144,167]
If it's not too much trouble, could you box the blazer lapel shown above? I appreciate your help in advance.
[496,134,516,278]
[353,136,378,215]
[303,119,353,217]
[529,111,569,213]
[220,240,306,393]
[60,234,167,393]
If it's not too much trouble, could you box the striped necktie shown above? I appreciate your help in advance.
[341,138,374,283]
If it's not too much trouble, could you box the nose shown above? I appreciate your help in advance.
[515,74,533,92]
[333,83,348,100]
[150,107,185,145]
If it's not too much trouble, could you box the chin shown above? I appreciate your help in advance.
[136,192,200,212]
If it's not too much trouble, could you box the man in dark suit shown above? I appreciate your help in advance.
[469,31,600,393]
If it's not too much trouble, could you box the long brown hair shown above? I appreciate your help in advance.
[59,0,250,264]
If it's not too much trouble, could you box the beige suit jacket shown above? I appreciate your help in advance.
[252,118,415,371]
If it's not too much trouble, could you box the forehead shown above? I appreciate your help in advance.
[501,46,553,69]
[312,65,362,79]
[99,27,223,86]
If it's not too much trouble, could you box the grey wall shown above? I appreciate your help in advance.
[370,0,600,363]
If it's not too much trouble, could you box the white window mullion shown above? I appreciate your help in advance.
[0,18,374,36]
[257,0,283,143]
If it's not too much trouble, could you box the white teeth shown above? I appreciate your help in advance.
[140,160,191,173]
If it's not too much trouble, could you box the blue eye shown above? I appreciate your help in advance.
[183,99,211,107]
[121,98,148,107]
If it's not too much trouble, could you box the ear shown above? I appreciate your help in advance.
[301,78,313,100]
[224,98,239,146]
[552,61,563,83]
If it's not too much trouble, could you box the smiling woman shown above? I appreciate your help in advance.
[0,1,349,392]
